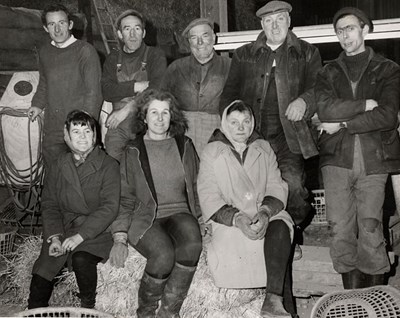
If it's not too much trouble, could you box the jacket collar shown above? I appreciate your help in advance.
[252,29,302,55]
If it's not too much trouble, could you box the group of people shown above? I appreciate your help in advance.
[24,1,400,318]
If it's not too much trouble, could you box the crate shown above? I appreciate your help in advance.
[13,307,114,318]
[311,285,400,318]
[0,225,17,256]
[311,190,327,224]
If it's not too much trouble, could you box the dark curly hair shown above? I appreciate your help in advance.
[41,4,72,26]
[135,89,188,137]
[65,110,99,146]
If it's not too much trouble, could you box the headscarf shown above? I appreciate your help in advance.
[220,100,255,155]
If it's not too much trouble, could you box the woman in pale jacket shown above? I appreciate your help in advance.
[197,100,295,318]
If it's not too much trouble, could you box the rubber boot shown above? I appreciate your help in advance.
[157,263,196,318]
[27,274,55,309]
[260,292,291,318]
[364,274,385,287]
[137,272,168,318]
[341,269,367,289]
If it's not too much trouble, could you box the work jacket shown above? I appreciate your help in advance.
[111,134,201,245]
[220,30,322,159]
[316,47,400,174]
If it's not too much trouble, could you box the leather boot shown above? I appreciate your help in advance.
[27,274,55,309]
[341,269,367,289]
[137,272,168,318]
[260,292,291,318]
[364,274,385,287]
[157,263,196,318]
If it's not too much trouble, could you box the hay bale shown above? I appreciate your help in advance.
[2,236,265,317]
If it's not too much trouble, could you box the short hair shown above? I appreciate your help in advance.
[226,100,253,117]
[135,89,188,137]
[115,9,146,31]
[41,4,72,26]
[65,110,98,145]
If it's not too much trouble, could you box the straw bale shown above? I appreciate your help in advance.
[2,236,266,317]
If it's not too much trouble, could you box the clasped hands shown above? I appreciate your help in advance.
[48,234,84,257]
[235,209,270,240]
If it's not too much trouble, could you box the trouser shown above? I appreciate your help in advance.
[28,251,102,309]
[268,133,310,226]
[264,220,296,315]
[322,138,390,275]
[134,213,202,278]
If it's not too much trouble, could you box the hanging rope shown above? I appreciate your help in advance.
[0,107,44,219]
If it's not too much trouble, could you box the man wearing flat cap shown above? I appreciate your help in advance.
[101,9,167,162]
[316,7,400,290]
[220,2,321,316]
[160,18,230,156]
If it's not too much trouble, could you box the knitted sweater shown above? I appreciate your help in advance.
[32,40,102,138]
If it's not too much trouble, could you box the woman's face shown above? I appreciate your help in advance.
[226,110,252,143]
[69,123,94,153]
[145,99,171,140]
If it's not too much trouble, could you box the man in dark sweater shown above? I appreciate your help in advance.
[316,7,400,289]
[28,4,102,167]
[101,9,167,162]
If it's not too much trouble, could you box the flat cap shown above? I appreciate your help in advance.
[114,9,145,30]
[182,18,214,38]
[333,7,374,33]
[256,0,292,18]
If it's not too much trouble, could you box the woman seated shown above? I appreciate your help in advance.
[27,110,120,309]
[109,89,203,318]
[197,100,295,318]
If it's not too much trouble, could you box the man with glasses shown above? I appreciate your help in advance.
[28,3,102,167]
[316,7,400,289]
[160,18,230,156]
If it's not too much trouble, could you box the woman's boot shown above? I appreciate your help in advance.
[341,269,367,289]
[137,271,168,318]
[157,263,196,318]
[27,274,55,309]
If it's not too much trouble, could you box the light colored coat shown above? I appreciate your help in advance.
[198,135,293,288]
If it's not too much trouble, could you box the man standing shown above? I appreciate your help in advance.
[28,4,102,166]
[220,1,321,227]
[316,7,400,289]
[101,9,167,161]
[160,18,230,156]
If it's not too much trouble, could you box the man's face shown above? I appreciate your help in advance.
[260,11,290,46]
[335,15,368,56]
[43,11,73,47]
[188,24,215,63]
[117,15,145,53]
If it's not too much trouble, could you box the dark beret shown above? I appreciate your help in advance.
[256,0,292,18]
[333,7,374,33]
[182,18,214,38]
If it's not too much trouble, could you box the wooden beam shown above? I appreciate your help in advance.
[200,0,228,32]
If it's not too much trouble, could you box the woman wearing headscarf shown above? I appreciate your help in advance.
[28,110,120,309]
[109,89,203,318]
[198,100,295,318]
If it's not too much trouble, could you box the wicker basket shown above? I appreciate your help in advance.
[311,189,327,224]
[0,225,17,256]
[13,306,114,318]
[310,285,400,318]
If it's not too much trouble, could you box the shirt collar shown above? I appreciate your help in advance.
[51,34,77,48]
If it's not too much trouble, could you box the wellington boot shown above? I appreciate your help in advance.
[341,269,367,289]
[27,274,55,309]
[364,274,385,287]
[260,292,291,318]
[137,272,168,318]
[157,263,196,318]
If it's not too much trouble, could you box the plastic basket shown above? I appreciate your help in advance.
[311,189,327,224]
[310,285,400,318]
[0,225,17,255]
[13,307,114,318]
